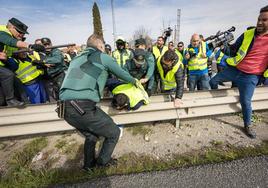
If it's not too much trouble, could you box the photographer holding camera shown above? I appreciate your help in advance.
[184,34,212,91]
[209,5,268,139]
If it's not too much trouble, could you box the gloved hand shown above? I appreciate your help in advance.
[134,79,143,89]
[29,44,46,53]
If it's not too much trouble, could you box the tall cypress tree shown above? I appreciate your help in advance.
[92,2,104,41]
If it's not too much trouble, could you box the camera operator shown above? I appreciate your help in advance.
[184,34,212,91]
[209,5,268,139]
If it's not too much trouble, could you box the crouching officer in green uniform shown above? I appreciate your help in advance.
[59,34,138,170]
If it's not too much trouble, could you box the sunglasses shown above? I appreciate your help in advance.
[178,45,183,47]
[14,27,24,34]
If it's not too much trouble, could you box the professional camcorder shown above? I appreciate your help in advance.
[205,26,236,50]
[162,27,173,44]
[163,27,173,38]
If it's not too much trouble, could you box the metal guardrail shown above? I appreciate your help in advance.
[0,87,267,139]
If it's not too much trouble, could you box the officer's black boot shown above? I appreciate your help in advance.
[6,99,25,107]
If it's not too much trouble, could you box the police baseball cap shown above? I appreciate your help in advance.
[135,38,146,47]
[134,49,146,65]
[105,44,112,51]
[9,17,29,34]
[41,37,52,45]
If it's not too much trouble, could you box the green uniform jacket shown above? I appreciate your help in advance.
[45,48,65,77]
[60,47,135,102]
[123,51,155,89]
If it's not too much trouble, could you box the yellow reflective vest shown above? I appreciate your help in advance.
[15,55,43,84]
[157,58,183,91]
[187,41,208,71]
[112,83,149,108]
[174,49,184,62]
[152,45,168,61]
[226,28,268,78]
[216,51,225,65]
[112,49,132,67]
[226,29,255,67]
[0,25,18,66]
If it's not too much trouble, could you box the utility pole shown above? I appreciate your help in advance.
[111,0,117,48]
[176,9,181,44]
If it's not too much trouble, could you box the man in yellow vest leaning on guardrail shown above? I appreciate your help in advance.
[156,49,184,107]
[209,5,268,139]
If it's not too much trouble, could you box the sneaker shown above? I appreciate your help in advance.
[244,126,256,139]
[6,99,25,108]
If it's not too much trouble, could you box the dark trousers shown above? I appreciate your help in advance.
[64,100,120,167]
[0,66,15,100]
[44,72,65,101]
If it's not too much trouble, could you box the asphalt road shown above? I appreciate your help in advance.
[53,156,268,188]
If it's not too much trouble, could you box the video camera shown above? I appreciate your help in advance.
[205,26,236,50]
[162,27,173,44]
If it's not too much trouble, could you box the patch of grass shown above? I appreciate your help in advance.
[126,124,153,137]
[0,142,7,150]
[1,137,48,188]
[210,140,224,146]
[55,139,68,150]
[1,140,268,188]
[55,138,80,159]
[251,113,262,123]
[238,112,262,123]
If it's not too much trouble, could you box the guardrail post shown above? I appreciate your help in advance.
[175,118,180,129]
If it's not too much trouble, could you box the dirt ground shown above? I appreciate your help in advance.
[0,111,267,173]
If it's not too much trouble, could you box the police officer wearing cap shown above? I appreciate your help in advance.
[0,17,45,107]
[41,37,66,101]
[134,38,155,94]
[123,48,155,96]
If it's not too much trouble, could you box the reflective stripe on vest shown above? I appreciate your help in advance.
[175,49,184,62]
[112,83,149,108]
[112,49,132,67]
[187,41,208,71]
[264,69,268,78]
[0,25,18,66]
[15,59,41,84]
[157,58,182,91]
[216,51,225,64]
[152,45,168,60]
[226,28,255,66]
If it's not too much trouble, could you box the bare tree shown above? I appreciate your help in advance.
[132,26,153,47]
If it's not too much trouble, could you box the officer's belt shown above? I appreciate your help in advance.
[64,99,96,108]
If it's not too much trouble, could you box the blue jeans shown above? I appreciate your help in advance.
[210,66,261,127]
[189,74,211,91]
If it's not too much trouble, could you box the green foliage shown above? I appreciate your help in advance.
[92,2,104,41]
[1,140,268,187]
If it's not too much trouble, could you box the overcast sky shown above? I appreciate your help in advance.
[0,0,267,48]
